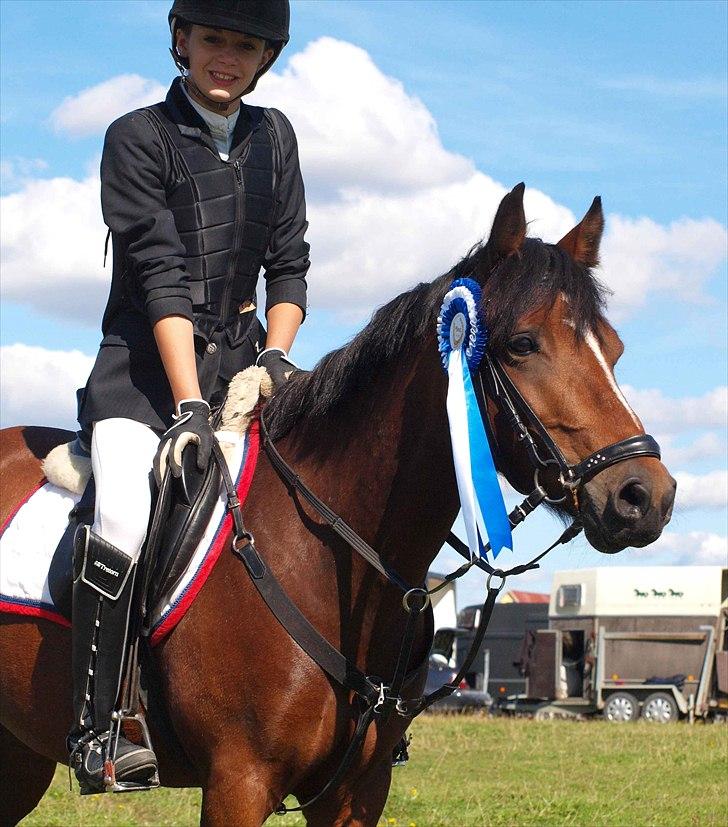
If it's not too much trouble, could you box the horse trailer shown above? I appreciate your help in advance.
[500,566,728,722]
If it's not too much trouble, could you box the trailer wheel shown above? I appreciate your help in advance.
[603,692,639,722]
[641,692,679,723]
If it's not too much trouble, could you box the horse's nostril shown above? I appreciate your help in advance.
[615,478,651,521]
[662,475,677,522]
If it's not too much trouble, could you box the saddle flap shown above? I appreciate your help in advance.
[149,446,222,605]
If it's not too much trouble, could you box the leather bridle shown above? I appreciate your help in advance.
[216,340,662,815]
[482,356,661,501]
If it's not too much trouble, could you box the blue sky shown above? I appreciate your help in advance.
[1,1,726,607]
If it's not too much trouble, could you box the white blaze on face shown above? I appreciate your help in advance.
[583,329,642,430]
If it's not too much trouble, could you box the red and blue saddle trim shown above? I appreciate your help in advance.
[149,421,259,645]
[0,477,71,627]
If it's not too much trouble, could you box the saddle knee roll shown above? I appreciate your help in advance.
[73,525,135,601]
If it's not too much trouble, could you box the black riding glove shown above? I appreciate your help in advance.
[154,399,215,484]
[256,348,299,392]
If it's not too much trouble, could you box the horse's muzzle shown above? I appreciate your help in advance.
[579,458,676,553]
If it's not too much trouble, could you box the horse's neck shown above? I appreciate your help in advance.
[290,343,460,587]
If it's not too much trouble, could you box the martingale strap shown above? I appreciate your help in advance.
[408,578,502,716]
[231,530,432,816]
[232,534,382,706]
[259,415,413,591]
[229,412,577,815]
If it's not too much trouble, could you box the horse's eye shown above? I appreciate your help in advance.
[507,335,538,356]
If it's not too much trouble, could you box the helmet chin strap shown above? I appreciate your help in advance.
[182,75,244,115]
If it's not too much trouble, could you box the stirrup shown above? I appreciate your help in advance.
[75,711,160,796]
[98,710,160,794]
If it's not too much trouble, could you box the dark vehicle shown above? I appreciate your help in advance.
[424,655,492,712]
[431,601,549,702]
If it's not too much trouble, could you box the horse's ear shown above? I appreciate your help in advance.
[557,196,604,267]
[485,182,527,265]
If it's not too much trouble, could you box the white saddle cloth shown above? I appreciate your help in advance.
[0,366,268,645]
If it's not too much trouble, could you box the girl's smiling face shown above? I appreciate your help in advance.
[176,25,274,111]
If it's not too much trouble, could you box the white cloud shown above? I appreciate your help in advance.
[49,74,166,138]
[0,173,108,323]
[0,344,94,430]
[673,470,728,511]
[598,215,727,320]
[622,385,727,434]
[657,432,726,468]
[645,531,728,565]
[3,37,726,326]
[305,173,573,314]
[249,37,475,197]
[1,157,49,192]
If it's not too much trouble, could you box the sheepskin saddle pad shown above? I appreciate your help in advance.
[0,366,270,646]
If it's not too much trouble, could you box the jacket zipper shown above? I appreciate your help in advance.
[220,157,245,327]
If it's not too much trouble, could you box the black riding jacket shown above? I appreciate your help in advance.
[78,78,309,434]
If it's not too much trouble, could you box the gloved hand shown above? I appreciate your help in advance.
[154,399,215,484]
[255,348,299,392]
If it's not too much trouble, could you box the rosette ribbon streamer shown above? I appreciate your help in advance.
[437,278,512,559]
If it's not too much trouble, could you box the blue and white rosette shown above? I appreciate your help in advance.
[437,278,512,560]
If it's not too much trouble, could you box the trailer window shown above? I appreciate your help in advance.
[558,584,583,609]
[457,606,481,629]
[432,629,455,660]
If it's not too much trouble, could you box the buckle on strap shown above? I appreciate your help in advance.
[372,682,411,717]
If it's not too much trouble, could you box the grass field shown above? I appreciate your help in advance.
[20,716,728,826]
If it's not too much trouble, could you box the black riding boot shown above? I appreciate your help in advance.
[68,526,157,793]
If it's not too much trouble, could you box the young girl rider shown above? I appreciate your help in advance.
[69,0,308,792]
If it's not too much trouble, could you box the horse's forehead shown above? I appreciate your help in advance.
[517,292,571,328]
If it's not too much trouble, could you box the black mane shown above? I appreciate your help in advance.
[265,237,607,439]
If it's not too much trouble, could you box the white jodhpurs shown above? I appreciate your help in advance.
[91,418,160,561]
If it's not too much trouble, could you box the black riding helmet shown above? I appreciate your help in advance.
[168,0,290,101]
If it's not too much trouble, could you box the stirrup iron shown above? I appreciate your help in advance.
[94,711,160,795]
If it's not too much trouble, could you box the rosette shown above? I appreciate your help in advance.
[437,278,512,559]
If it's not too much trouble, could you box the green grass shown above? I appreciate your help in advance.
[20,717,728,826]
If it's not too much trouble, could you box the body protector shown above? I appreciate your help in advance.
[139,97,276,341]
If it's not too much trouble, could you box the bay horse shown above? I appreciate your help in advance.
[0,184,675,826]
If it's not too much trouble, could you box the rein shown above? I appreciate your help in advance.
[215,349,661,815]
